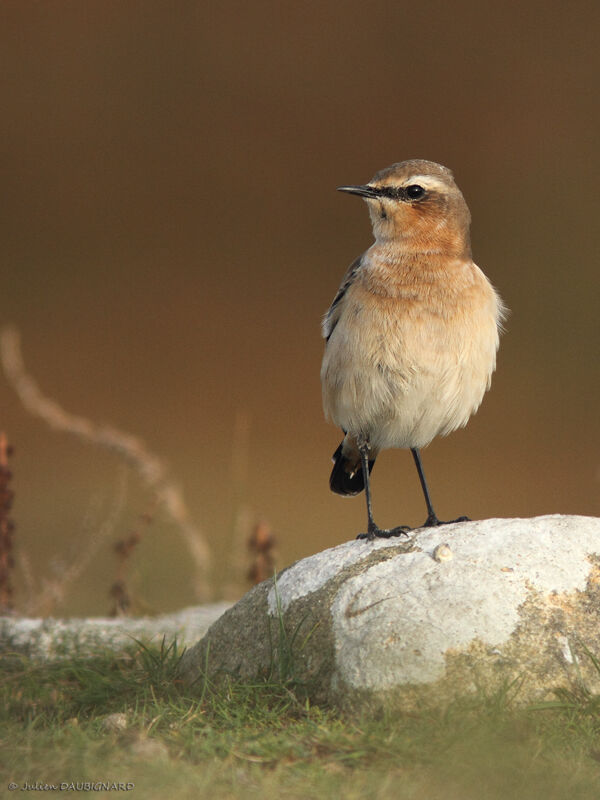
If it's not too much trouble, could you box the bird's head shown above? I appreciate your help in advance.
[338,159,472,257]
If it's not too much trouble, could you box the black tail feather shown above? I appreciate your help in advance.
[329,442,375,496]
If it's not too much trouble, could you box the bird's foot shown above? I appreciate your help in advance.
[357,523,411,541]
[421,513,470,528]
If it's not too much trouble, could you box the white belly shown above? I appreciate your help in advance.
[321,278,502,451]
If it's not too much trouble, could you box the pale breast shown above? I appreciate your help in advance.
[321,261,503,449]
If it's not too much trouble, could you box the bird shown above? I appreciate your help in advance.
[320,159,505,540]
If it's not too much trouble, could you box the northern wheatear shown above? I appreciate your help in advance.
[321,159,505,540]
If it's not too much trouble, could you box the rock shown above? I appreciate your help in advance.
[178,515,600,712]
[101,712,129,733]
[0,603,231,661]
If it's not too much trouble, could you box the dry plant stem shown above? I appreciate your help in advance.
[109,496,157,616]
[28,467,130,616]
[0,432,15,610]
[0,326,212,600]
[220,409,252,598]
[246,519,276,586]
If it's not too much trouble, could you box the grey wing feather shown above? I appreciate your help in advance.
[321,255,363,341]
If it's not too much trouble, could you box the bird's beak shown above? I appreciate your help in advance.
[337,184,380,199]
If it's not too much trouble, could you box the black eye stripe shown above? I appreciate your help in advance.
[374,186,404,200]
[375,184,427,202]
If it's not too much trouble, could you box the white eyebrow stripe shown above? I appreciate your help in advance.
[400,175,449,193]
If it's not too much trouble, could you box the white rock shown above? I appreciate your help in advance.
[101,712,129,733]
[0,603,231,661]
[332,515,599,689]
[180,515,600,711]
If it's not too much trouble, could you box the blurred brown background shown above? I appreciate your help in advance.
[1,1,598,615]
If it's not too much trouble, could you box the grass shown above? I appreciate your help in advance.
[2,640,600,799]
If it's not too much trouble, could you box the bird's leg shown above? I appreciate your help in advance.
[410,448,470,528]
[411,448,438,525]
[356,437,410,541]
[358,437,378,538]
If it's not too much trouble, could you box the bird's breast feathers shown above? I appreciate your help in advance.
[320,259,503,446]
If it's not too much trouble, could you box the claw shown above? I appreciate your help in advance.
[422,514,471,528]
[357,524,411,541]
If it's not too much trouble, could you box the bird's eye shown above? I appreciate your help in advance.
[405,184,426,200]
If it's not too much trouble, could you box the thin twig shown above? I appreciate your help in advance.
[30,468,129,616]
[109,492,158,616]
[0,432,15,611]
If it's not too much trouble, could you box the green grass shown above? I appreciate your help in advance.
[2,639,600,799]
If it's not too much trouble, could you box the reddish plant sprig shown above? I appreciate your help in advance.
[109,505,155,617]
[246,519,276,586]
[0,432,15,611]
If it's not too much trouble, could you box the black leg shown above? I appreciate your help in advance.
[411,448,439,525]
[356,438,410,541]
[410,448,470,528]
[358,439,378,537]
